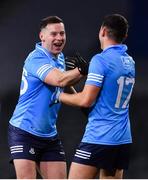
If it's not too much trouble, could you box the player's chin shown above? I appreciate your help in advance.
[54,47,64,54]
[52,50,62,57]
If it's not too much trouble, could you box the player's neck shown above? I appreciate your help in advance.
[102,40,118,50]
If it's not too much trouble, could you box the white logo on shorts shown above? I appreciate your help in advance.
[29,148,35,154]
[60,151,65,155]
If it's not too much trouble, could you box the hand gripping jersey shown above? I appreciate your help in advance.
[9,43,65,137]
[83,45,135,145]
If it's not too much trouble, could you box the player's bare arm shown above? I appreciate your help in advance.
[59,84,101,107]
[44,67,82,87]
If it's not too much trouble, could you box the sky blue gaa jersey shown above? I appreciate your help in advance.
[9,43,65,137]
[83,45,135,145]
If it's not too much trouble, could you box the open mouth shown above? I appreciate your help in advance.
[54,42,63,48]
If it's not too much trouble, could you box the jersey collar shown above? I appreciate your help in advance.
[103,44,127,53]
[36,42,58,60]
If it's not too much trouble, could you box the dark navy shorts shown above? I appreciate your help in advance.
[72,142,131,170]
[8,124,66,162]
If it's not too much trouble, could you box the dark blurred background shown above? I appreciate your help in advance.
[0,0,147,178]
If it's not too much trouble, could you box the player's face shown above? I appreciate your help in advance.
[40,23,66,56]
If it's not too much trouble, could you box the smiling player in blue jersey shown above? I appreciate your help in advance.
[59,14,135,179]
[8,16,88,179]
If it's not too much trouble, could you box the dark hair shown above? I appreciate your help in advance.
[40,16,63,30]
[102,14,129,43]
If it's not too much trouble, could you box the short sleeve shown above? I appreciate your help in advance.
[85,54,106,87]
[25,55,54,81]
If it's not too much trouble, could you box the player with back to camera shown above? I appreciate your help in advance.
[58,14,135,179]
[8,15,88,179]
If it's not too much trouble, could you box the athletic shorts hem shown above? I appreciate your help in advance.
[10,157,66,163]
[72,142,130,170]
[72,160,128,170]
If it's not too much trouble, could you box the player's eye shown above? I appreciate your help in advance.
[50,32,57,37]
[60,31,65,36]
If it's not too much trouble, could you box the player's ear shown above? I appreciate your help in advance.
[99,26,105,38]
[102,27,106,37]
[39,31,45,42]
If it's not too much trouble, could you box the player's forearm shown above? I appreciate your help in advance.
[44,68,82,87]
[58,68,82,87]
[59,91,91,108]
[59,92,82,106]
[59,84,100,107]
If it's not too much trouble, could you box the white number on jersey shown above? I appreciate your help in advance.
[115,76,135,108]
[20,68,28,95]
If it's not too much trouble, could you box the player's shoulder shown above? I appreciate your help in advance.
[90,52,106,65]
[27,49,45,61]
[25,49,50,67]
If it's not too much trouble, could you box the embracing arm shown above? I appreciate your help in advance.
[44,67,82,87]
[59,84,101,108]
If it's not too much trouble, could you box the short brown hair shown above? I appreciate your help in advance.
[40,16,63,30]
[102,14,129,43]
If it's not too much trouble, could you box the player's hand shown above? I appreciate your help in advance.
[75,52,89,75]
[65,56,76,71]
[65,52,89,75]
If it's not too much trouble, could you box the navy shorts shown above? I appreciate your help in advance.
[72,142,131,170]
[8,124,66,162]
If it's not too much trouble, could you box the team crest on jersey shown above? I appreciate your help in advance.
[29,147,35,154]
[121,56,135,70]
